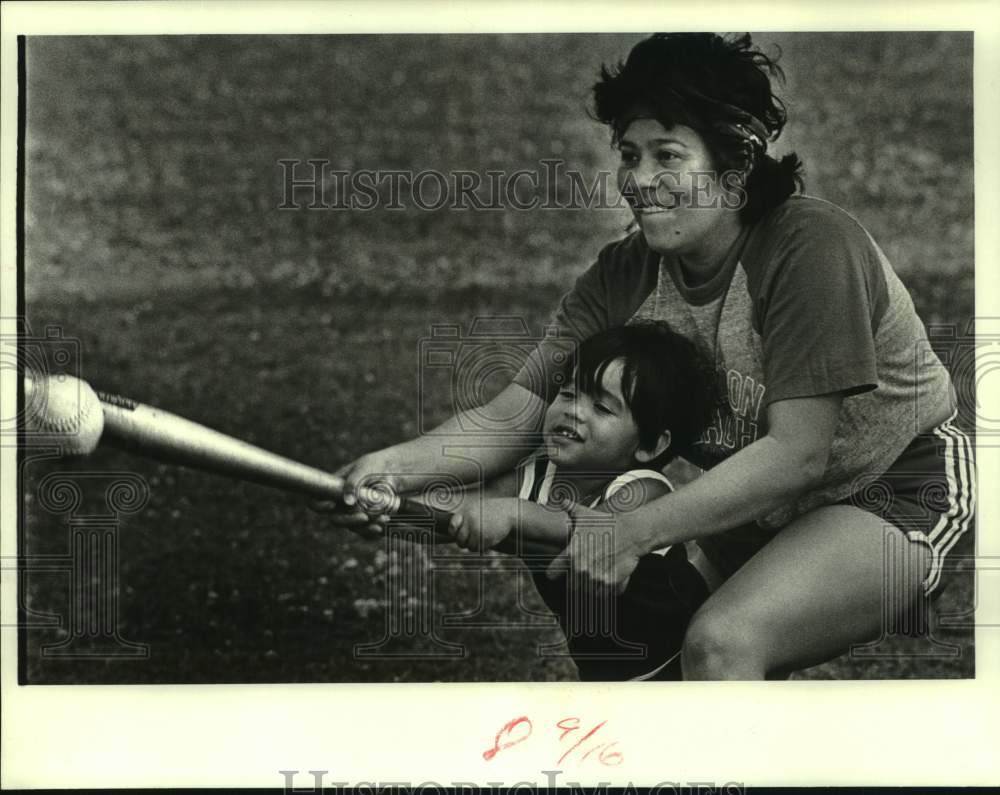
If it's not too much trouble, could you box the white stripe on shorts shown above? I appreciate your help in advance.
[925,417,976,594]
[933,422,975,573]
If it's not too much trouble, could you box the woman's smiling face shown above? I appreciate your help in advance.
[617,118,741,260]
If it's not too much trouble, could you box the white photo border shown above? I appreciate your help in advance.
[2,0,998,788]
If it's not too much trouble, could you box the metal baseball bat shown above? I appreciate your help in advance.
[23,372,558,556]
[25,374,558,555]
[92,387,560,558]
[93,389,447,526]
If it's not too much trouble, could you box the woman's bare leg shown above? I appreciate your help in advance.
[681,505,931,680]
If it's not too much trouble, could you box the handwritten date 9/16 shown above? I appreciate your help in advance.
[483,716,623,767]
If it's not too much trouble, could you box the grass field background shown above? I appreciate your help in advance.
[21,33,975,682]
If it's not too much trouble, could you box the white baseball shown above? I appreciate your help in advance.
[24,372,104,455]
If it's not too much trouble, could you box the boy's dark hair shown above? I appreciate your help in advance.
[593,33,804,224]
[566,320,719,466]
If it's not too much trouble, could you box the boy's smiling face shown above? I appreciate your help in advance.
[543,358,647,473]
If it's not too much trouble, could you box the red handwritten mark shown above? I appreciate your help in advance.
[482,716,533,761]
[556,719,607,765]
[579,739,624,766]
[555,717,580,741]
[598,742,624,766]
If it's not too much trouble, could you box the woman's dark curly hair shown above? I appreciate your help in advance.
[593,33,804,224]
[565,320,720,466]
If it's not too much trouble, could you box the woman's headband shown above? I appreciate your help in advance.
[617,88,771,158]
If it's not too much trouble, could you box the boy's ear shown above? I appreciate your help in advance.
[634,430,671,464]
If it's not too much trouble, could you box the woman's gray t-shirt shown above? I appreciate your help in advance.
[515,196,955,550]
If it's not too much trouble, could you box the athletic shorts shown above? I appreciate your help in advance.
[694,412,978,597]
[836,412,976,596]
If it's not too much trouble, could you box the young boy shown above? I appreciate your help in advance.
[442,320,722,680]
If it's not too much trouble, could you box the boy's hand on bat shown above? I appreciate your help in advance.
[448,497,519,552]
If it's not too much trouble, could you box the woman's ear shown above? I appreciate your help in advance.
[634,430,671,464]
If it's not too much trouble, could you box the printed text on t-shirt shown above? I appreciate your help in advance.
[699,368,766,453]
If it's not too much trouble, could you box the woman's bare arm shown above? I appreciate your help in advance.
[551,394,842,588]
[341,382,547,496]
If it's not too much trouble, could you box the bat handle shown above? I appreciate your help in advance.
[352,484,561,558]
[351,484,453,535]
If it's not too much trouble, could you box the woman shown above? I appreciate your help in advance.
[325,33,974,679]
